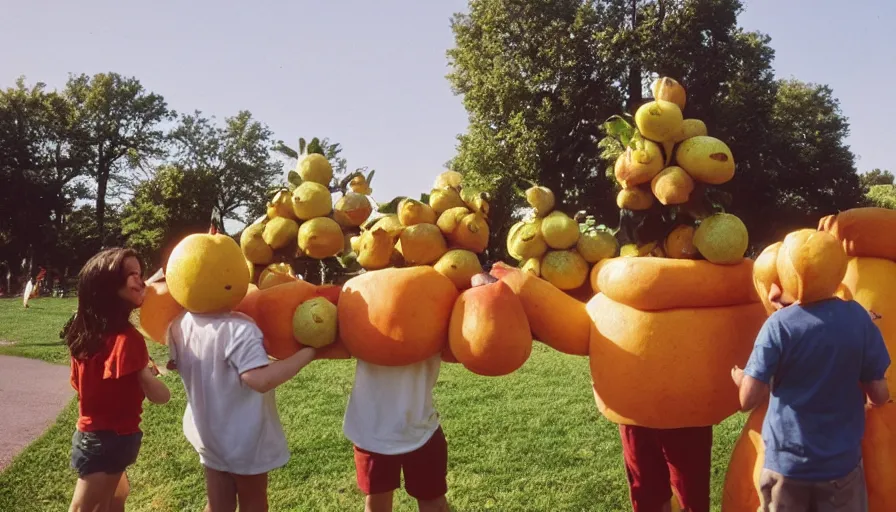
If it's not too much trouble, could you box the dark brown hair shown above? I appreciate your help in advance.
[64,248,141,359]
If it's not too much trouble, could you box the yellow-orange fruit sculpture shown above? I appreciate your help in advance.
[489,262,590,356]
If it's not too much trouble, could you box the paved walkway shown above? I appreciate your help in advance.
[0,355,74,472]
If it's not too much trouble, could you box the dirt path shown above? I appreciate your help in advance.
[0,355,74,472]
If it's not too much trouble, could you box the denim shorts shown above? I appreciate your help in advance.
[70,430,143,478]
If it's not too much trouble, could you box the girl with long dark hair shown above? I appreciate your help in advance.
[64,247,170,512]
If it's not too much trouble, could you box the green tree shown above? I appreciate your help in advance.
[866,185,896,209]
[447,0,863,257]
[120,165,218,267]
[63,73,172,239]
[169,110,281,230]
[861,169,895,209]
[0,77,92,279]
[860,169,894,189]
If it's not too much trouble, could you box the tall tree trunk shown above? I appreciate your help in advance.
[96,164,108,242]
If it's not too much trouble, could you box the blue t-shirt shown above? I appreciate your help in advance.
[743,298,890,481]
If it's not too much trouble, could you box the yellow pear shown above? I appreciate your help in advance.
[507,218,548,261]
[674,119,708,143]
[429,188,467,215]
[296,153,333,186]
[616,187,655,211]
[651,166,695,206]
[398,198,437,226]
[664,225,699,259]
[576,230,618,263]
[650,77,687,111]
[675,136,735,185]
[433,170,463,190]
[541,250,589,290]
[615,141,665,187]
[298,217,343,259]
[262,217,299,250]
[399,223,448,265]
[350,174,372,195]
[266,189,296,220]
[635,100,684,142]
[292,297,337,348]
[240,223,274,265]
[357,228,394,270]
[433,249,483,289]
[541,211,580,250]
[333,192,373,227]
[450,212,490,253]
[291,181,333,220]
[525,186,555,217]
[521,257,542,277]
[693,213,748,264]
[369,214,404,239]
[437,206,471,237]
[258,263,296,290]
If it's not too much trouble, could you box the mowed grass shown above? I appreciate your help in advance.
[0,297,748,511]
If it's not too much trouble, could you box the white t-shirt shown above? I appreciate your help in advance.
[343,354,442,455]
[167,311,289,475]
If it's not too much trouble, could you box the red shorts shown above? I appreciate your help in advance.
[618,424,712,512]
[353,426,448,501]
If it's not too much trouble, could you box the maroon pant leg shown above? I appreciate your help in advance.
[619,424,673,512]
[659,426,713,512]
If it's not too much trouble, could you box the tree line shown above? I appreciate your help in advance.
[3,0,895,294]
[0,73,355,293]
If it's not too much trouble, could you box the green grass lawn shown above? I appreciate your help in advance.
[0,297,747,511]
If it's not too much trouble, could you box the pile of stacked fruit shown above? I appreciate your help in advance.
[239,139,376,288]
[602,76,749,264]
[505,185,618,292]
[348,169,491,290]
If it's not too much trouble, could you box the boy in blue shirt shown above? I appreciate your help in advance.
[732,284,890,511]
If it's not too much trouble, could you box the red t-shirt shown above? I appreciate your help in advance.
[70,326,150,435]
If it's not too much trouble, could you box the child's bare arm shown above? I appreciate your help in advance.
[863,379,889,406]
[138,367,171,404]
[240,347,317,394]
[732,366,769,412]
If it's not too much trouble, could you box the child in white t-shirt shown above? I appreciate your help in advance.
[341,274,500,512]
[343,354,449,512]
[167,310,317,511]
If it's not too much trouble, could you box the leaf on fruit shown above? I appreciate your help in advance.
[419,192,431,204]
[287,171,302,187]
[377,196,406,215]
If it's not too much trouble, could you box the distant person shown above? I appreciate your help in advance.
[166,304,319,511]
[733,282,890,511]
[64,247,171,512]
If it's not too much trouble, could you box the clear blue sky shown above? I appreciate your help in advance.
[2,0,893,217]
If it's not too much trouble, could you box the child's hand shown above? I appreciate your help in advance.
[471,272,497,288]
[731,366,745,387]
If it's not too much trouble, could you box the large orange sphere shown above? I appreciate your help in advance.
[449,280,532,376]
[777,229,847,304]
[338,266,458,366]
[139,281,184,344]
